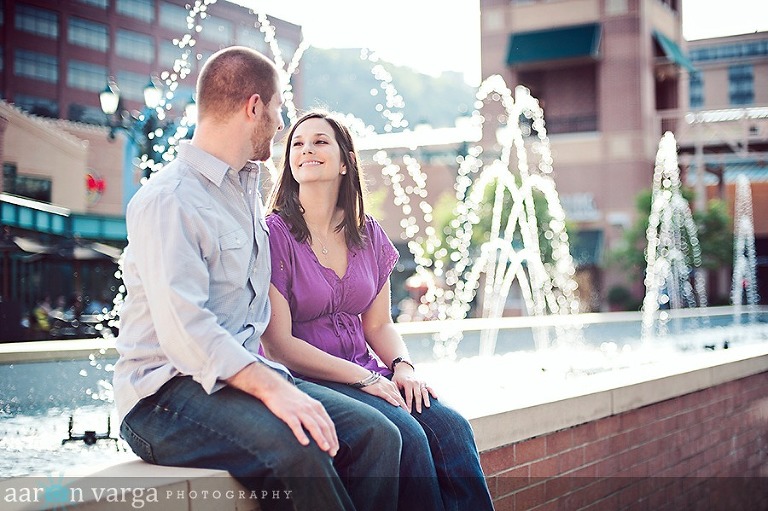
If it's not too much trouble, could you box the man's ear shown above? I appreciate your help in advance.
[247,94,260,118]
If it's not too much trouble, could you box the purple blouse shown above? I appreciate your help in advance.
[267,213,399,377]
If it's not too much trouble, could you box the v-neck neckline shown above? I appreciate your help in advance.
[305,241,350,281]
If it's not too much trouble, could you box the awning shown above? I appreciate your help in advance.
[11,236,121,262]
[507,23,601,66]
[685,161,768,186]
[570,229,604,268]
[652,30,696,73]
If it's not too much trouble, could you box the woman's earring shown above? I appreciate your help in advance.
[341,170,347,175]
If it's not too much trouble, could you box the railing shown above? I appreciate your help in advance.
[544,114,598,134]
[655,105,768,150]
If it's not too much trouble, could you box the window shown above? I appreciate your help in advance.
[68,103,107,125]
[116,0,154,23]
[15,175,52,202]
[193,50,213,71]
[14,49,57,83]
[159,2,190,33]
[15,4,58,39]
[690,39,768,63]
[729,65,753,105]
[116,70,152,101]
[689,71,703,109]
[76,0,108,8]
[3,164,52,203]
[200,16,233,45]
[14,93,59,118]
[68,17,108,52]
[159,40,184,69]
[3,163,17,194]
[116,29,155,63]
[67,60,107,92]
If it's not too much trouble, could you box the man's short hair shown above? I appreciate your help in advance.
[196,46,279,122]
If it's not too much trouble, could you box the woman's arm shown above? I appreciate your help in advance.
[362,280,438,413]
[262,284,406,408]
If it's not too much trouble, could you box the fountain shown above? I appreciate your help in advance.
[453,77,580,356]
[371,75,582,358]
[2,7,768,510]
[731,174,760,324]
[641,132,708,343]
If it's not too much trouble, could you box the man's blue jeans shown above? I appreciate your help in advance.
[318,380,495,511]
[120,375,402,511]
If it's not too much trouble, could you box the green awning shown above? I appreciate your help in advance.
[506,23,601,66]
[652,30,696,73]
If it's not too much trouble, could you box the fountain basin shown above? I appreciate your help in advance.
[1,308,767,509]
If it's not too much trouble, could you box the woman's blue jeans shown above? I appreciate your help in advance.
[120,375,402,511]
[318,380,495,511]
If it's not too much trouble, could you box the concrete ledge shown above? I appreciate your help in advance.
[470,343,768,451]
[3,342,768,510]
[0,339,117,364]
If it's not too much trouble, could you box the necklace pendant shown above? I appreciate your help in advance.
[322,247,329,255]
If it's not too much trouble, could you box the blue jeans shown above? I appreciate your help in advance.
[318,380,495,511]
[120,375,401,511]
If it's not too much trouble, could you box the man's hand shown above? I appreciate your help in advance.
[227,363,339,456]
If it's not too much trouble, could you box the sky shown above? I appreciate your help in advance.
[236,0,768,86]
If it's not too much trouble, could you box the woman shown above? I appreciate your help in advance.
[262,110,494,511]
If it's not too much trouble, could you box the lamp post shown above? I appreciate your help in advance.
[99,76,196,179]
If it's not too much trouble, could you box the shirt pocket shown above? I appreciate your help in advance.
[218,228,250,286]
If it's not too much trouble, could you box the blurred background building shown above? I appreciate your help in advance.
[0,0,301,339]
[479,0,767,310]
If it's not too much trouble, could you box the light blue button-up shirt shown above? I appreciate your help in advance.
[113,142,289,424]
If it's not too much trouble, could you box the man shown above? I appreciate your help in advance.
[114,46,401,511]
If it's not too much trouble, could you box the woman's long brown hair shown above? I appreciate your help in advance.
[267,110,367,248]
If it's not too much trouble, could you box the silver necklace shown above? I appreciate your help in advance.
[310,230,330,255]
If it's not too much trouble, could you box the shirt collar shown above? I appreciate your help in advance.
[176,141,233,187]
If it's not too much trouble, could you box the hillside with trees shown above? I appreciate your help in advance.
[297,47,476,132]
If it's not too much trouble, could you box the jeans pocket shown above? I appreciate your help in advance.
[120,419,156,464]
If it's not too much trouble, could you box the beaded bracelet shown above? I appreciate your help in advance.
[349,371,381,388]
[390,356,415,372]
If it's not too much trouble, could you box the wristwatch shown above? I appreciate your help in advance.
[390,356,415,372]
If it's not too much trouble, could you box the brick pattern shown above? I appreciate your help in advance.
[480,372,768,510]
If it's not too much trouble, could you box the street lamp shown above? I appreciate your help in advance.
[99,76,195,178]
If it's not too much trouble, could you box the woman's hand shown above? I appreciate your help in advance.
[361,376,408,410]
[392,365,438,413]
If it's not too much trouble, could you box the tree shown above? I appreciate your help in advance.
[426,175,573,276]
[607,188,733,303]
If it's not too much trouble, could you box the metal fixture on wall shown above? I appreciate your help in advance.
[99,77,196,179]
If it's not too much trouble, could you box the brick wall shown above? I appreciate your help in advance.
[480,371,768,510]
